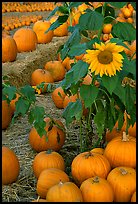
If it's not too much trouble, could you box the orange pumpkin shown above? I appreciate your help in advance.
[13,27,38,52]
[37,168,69,198]
[2,146,20,185]
[31,69,54,92]
[32,150,65,178]
[29,117,66,152]
[10,93,20,114]
[33,20,54,44]
[63,94,78,108]
[51,86,66,109]
[104,132,136,168]
[2,100,12,129]
[44,60,66,82]
[131,191,136,202]
[71,151,111,185]
[80,176,114,202]
[2,34,17,62]
[46,181,83,202]
[91,147,104,155]
[32,198,47,202]
[107,167,136,202]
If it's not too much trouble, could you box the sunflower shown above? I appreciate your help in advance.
[83,42,124,77]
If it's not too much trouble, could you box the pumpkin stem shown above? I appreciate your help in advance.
[46,149,53,154]
[122,131,129,141]
[119,168,128,175]
[93,176,99,183]
[36,196,40,202]
[59,180,63,185]
[85,151,92,158]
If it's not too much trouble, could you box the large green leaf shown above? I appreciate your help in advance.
[80,84,99,108]
[101,75,119,95]
[79,9,104,31]
[124,85,136,114]
[94,108,106,139]
[112,22,136,41]
[20,85,36,102]
[108,2,127,8]
[62,99,83,127]
[13,97,31,117]
[2,86,16,102]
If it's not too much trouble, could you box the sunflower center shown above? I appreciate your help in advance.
[98,50,113,64]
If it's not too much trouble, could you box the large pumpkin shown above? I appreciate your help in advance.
[80,176,114,202]
[2,100,12,129]
[13,27,38,52]
[29,117,66,152]
[107,166,136,202]
[32,150,65,179]
[71,151,111,185]
[36,168,69,198]
[51,86,66,109]
[44,60,66,82]
[104,131,136,168]
[46,181,83,202]
[2,34,17,62]
[2,146,20,185]
[33,20,53,44]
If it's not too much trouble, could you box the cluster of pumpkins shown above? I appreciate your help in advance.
[2,125,136,202]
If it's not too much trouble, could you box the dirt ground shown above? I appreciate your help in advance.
[2,10,99,202]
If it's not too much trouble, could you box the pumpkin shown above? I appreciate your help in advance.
[107,167,136,202]
[32,150,65,178]
[71,151,111,185]
[80,176,114,202]
[131,191,136,202]
[13,27,38,52]
[10,93,20,114]
[63,94,78,108]
[103,132,136,168]
[44,60,66,82]
[46,181,83,202]
[29,117,66,152]
[2,34,17,62]
[37,168,69,198]
[82,74,92,85]
[31,69,54,92]
[50,15,68,37]
[33,20,54,44]
[2,146,20,185]
[32,198,47,202]
[2,100,12,129]
[91,147,104,155]
[51,86,66,109]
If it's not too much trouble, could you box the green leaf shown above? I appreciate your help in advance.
[113,82,126,105]
[13,97,31,117]
[123,58,136,78]
[112,22,136,41]
[117,111,125,130]
[2,86,16,102]
[20,85,36,102]
[79,9,104,31]
[69,2,83,9]
[124,85,136,114]
[101,75,119,95]
[80,84,99,108]
[104,5,115,18]
[68,43,87,57]
[46,6,60,20]
[109,38,130,49]
[108,2,127,8]
[62,99,83,127]
[94,109,106,138]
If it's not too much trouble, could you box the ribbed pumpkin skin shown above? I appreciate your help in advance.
[29,117,66,152]
[2,100,12,129]
[37,168,69,198]
[2,35,17,62]
[32,150,65,179]
[91,147,104,155]
[107,167,136,202]
[103,134,136,168]
[71,151,111,185]
[13,28,38,52]
[33,20,53,44]
[2,146,20,185]
[46,181,83,202]
[131,191,136,202]
[80,176,114,202]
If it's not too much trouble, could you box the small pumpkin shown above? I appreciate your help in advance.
[107,166,136,202]
[2,146,20,185]
[13,27,38,52]
[80,176,114,202]
[33,20,54,44]
[46,181,83,202]
[44,60,66,82]
[104,131,136,168]
[2,100,12,129]
[32,150,65,179]
[31,69,54,93]
[51,86,66,109]
[29,117,66,152]
[63,94,78,108]
[10,93,20,114]
[71,151,111,185]
[37,168,69,198]
[2,34,17,63]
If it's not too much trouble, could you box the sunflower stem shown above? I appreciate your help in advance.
[97,2,107,39]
